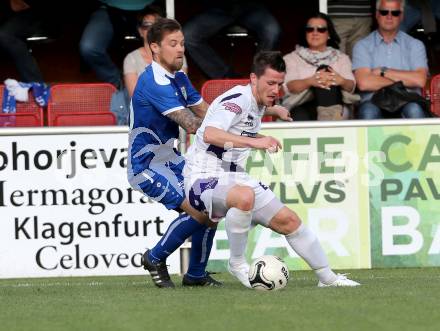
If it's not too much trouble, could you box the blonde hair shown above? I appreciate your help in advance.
[376,0,405,10]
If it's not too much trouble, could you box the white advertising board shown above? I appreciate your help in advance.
[0,130,180,278]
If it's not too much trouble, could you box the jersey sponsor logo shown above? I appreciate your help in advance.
[244,114,254,127]
[180,86,187,100]
[240,131,257,138]
[222,102,242,114]
[220,93,242,103]
[166,73,189,105]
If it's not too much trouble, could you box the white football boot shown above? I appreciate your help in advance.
[228,260,252,288]
[318,273,361,287]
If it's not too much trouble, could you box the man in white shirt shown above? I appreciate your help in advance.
[184,51,360,288]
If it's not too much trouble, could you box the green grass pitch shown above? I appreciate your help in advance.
[1,268,439,331]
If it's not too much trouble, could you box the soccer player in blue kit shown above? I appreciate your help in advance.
[128,18,220,288]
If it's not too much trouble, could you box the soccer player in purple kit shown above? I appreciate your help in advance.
[184,51,360,288]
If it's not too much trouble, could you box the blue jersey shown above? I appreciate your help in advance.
[129,61,202,175]
[127,61,202,210]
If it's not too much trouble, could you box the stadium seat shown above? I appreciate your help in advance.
[430,74,440,117]
[0,85,44,127]
[201,79,277,122]
[47,83,116,126]
[201,79,249,104]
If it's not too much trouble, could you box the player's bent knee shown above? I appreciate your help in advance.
[269,207,302,235]
[226,185,255,211]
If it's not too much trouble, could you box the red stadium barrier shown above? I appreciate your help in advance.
[48,83,116,126]
[430,74,440,117]
[201,79,249,104]
[201,78,275,122]
[0,85,44,127]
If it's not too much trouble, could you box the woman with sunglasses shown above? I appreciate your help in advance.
[282,12,357,121]
[123,6,188,97]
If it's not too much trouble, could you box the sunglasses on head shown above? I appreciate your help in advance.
[378,9,402,17]
[305,26,328,33]
[139,22,154,29]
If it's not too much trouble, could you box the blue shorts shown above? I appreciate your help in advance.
[137,160,185,211]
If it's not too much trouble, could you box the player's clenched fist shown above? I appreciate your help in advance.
[253,136,282,153]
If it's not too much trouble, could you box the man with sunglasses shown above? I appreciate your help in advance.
[352,0,428,119]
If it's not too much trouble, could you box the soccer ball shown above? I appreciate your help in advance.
[248,255,289,291]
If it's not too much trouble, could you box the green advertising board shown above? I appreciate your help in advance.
[207,125,372,271]
[207,122,440,271]
[368,127,440,267]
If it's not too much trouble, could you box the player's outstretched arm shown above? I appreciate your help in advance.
[265,105,292,122]
[204,126,282,151]
[204,126,255,148]
[166,108,203,134]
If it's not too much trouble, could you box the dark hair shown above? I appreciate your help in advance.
[298,12,340,49]
[136,5,164,27]
[251,51,286,77]
[147,18,182,46]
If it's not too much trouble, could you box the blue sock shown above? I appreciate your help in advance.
[186,226,216,279]
[149,213,203,263]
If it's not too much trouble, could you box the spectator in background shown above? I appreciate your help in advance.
[0,0,52,83]
[327,0,373,58]
[352,0,428,119]
[283,13,357,121]
[123,6,162,97]
[400,0,439,33]
[123,6,188,98]
[79,0,154,89]
[183,0,281,79]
